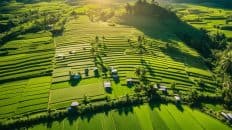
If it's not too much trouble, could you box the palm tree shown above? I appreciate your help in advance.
[220,51,232,75]
[135,67,141,77]
[222,76,232,88]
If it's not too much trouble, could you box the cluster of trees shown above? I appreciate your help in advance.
[91,36,108,77]
[0,9,69,44]
[87,8,115,22]
[181,30,232,109]
[125,0,174,17]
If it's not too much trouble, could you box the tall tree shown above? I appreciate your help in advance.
[220,51,232,75]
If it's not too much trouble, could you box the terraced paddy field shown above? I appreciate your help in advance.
[28,104,231,130]
[0,31,54,82]
[0,2,69,121]
[0,76,51,120]
[50,15,219,109]
[173,3,232,38]
[0,1,230,129]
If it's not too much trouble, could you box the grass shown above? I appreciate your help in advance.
[173,3,232,38]
[28,103,231,130]
[0,76,51,120]
[49,78,105,109]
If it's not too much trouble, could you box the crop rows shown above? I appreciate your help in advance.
[0,77,51,120]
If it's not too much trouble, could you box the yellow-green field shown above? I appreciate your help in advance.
[173,3,232,38]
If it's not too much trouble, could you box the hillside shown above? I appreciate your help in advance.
[171,0,232,9]
[0,0,231,129]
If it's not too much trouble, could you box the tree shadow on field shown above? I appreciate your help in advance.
[67,114,78,126]
[118,15,178,43]
[160,44,207,70]
[148,101,161,111]
[105,87,112,94]
[117,105,134,115]
[80,112,97,122]
[175,103,184,112]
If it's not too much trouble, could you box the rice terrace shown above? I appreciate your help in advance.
[0,0,231,130]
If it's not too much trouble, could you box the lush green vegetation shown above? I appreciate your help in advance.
[0,76,51,119]
[28,104,231,130]
[0,0,231,129]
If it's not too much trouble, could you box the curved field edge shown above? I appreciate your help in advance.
[28,104,231,130]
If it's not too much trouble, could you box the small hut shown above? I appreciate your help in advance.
[69,50,76,54]
[71,101,79,107]
[93,67,99,77]
[111,69,118,75]
[153,84,158,89]
[174,95,181,103]
[104,81,111,88]
[127,78,133,86]
[73,73,81,80]
[57,54,65,59]
[159,85,167,94]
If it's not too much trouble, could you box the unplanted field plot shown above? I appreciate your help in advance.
[28,104,231,130]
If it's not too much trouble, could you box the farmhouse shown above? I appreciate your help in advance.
[104,81,111,88]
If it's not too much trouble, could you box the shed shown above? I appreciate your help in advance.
[159,85,167,94]
[221,112,230,120]
[159,87,167,91]
[93,67,98,71]
[104,81,111,88]
[73,73,81,80]
[71,101,79,107]
[153,84,158,89]
[227,113,232,120]
[57,54,65,59]
[69,50,76,54]
[127,78,133,86]
[174,96,181,101]
[111,69,118,75]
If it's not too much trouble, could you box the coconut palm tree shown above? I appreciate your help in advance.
[135,67,141,77]
[220,51,232,75]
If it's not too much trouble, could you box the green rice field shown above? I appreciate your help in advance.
[28,104,231,130]
[0,0,231,129]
